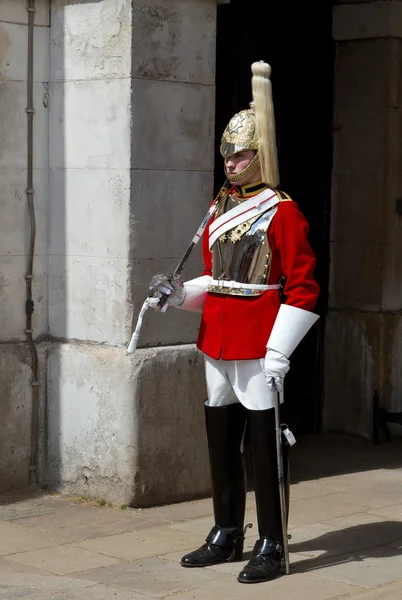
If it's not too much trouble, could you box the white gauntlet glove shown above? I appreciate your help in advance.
[264,304,320,392]
[263,348,290,392]
[148,274,186,311]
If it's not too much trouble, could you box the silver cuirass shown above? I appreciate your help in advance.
[208,195,278,296]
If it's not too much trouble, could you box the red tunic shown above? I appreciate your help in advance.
[196,194,319,360]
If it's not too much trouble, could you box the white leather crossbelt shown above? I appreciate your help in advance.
[207,279,280,297]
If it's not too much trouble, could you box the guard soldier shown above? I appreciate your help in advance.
[148,61,319,583]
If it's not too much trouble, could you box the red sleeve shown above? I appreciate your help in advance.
[269,201,319,311]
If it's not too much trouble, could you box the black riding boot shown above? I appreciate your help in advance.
[181,403,247,567]
[238,407,287,583]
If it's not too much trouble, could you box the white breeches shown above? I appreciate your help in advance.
[204,356,281,411]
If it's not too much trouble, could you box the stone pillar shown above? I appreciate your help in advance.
[0,0,49,489]
[325,0,402,438]
[47,0,217,505]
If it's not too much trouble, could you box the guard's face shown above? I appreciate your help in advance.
[224,150,260,185]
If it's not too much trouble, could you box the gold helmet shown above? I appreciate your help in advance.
[220,61,279,188]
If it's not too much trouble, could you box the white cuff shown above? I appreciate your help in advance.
[180,276,212,312]
[267,304,319,357]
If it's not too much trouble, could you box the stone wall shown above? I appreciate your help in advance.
[0,0,49,489]
[325,0,402,438]
[45,0,217,505]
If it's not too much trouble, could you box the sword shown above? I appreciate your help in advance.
[274,387,293,575]
[127,180,230,353]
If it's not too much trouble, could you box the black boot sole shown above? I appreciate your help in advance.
[181,548,243,568]
[237,569,284,584]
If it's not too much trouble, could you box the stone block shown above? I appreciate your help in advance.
[332,102,388,176]
[48,255,127,344]
[380,243,402,310]
[333,1,402,40]
[0,21,49,82]
[130,169,214,258]
[333,39,391,109]
[46,342,137,504]
[49,168,130,259]
[0,0,49,26]
[131,77,215,171]
[0,344,46,490]
[133,345,210,507]
[323,312,380,437]
[49,79,131,170]
[0,255,47,340]
[50,0,132,81]
[375,176,402,309]
[330,174,386,244]
[46,342,209,507]
[328,240,383,310]
[0,347,32,490]
[378,313,402,410]
[395,38,402,107]
[0,81,48,169]
[132,0,216,85]
[389,108,402,176]
[0,168,48,257]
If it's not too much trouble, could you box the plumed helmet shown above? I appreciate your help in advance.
[220,61,279,188]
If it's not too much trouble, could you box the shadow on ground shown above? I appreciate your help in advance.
[290,433,402,483]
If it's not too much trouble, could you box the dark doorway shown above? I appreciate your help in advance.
[214,0,335,434]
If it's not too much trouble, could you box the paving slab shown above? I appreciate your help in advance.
[290,514,402,559]
[13,502,165,543]
[289,478,355,501]
[0,520,64,555]
[320,484,402,510]
[156,571,362,600]
[288,495,366,528]
[142,497,216,522]
[0,557,57,578]
[343,581,402,600]
[0,499,54,521]
[0,557,98,598]
[4,545,121,575]
[0,584,152,600]
[76,524,202,560]
[168,508,257,537]
[368,504,402,521]
[308,547,402,588]
[2,433,402,600]
[74,557,231,597]
[144,495,258,524]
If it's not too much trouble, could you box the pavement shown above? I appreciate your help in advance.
[1,433,402,600]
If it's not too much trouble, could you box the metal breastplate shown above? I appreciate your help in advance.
[210,203,278,295]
